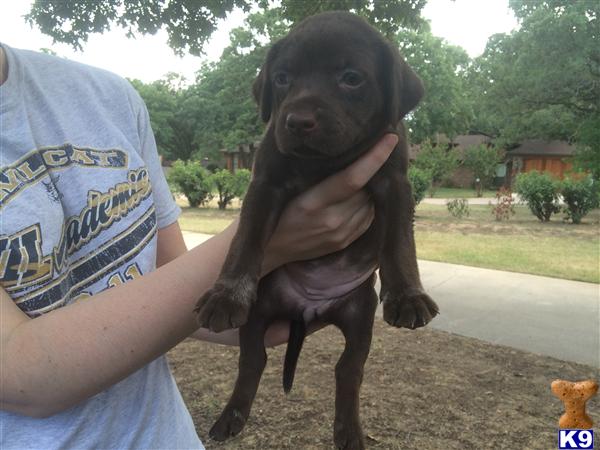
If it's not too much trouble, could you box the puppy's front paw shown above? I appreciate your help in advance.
[381,287,439,329]
[195,278,256,332]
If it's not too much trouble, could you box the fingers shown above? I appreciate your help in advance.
[297,133,398,210]
[330,201,374,251]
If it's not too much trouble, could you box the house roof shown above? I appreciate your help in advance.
[450,134,493,149]
[508,140,575,157]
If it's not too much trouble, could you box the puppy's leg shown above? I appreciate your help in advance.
[196,180,289,332]
[369,171,438,329]
[325,281,378,450]
[209,311,269,441]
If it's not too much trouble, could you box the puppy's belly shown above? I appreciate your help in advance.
[267,255,377,323]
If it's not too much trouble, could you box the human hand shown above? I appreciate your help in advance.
[262,133,398,274]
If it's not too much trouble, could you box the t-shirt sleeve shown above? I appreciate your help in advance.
[134,96,181,229]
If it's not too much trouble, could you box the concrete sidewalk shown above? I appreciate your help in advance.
[182,231,600,367]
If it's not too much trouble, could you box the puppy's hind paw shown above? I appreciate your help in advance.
[381,288,439,329]
[334,421,365,450]
[195,278,256,332]
[209,407,248,441]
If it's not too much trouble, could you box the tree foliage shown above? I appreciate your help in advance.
[26,0,426,55]
[463,144,503,197]
[26,0,252,56]
[412,140,460,197]
[129,76,198,162]
[468,0,599,172]
[397,30,473,143]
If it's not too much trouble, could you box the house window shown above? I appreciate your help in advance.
[495,163,507,177]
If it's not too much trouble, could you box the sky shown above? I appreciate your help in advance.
[0,0,518,84]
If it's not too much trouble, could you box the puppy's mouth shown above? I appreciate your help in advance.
[286,143,332,159]
[276,127,354,160]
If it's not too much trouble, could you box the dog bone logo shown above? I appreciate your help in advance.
[551,379,598,429]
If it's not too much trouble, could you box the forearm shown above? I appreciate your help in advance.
[1,225,236,418]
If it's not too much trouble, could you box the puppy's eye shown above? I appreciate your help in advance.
[339,70,364,88]
[274,72,290,87]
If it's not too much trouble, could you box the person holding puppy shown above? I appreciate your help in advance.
[0,43,397,449]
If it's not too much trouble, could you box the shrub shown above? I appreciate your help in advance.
[560,176,599,224]
[167,160,213,207]
[514,171,560,222]
[209,169,252,209]
[408,167,432,206]
[490,187,516,221]
[446,198,470,218]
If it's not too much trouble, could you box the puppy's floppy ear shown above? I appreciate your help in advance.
[381,41,424,125]
[252,41,281,123]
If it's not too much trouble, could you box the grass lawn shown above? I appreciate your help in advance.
[177,197,599,283]
[428,187,497,198]
[414,204,599,283]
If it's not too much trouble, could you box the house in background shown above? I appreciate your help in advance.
[220,142,257,173]
[505,139,575,185]
[409,133,499,188]
[409,135,576,188]
[448,133,495,188]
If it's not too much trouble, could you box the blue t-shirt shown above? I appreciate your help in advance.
[0,44,203,449]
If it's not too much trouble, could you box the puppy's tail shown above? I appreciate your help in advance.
[283,320,306,394]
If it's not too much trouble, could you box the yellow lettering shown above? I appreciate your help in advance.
[91,150,116,167]
[72,149,95,165]
[17,161,45,180]
[0,168,21,191]
[124,264,142,280]
[107,273,124,288]
[42,149,69,167]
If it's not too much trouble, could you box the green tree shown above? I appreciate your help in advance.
[397,29,473,143]
[463,144,503,197]
[412,140,459,197]
[26,0,426,55]
[131,77,204,162]
[468,0,599,176]
[209,168,251,210]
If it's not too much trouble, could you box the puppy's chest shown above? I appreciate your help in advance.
[265,242,378,317]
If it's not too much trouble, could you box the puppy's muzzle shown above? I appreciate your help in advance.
[285,112,318,137]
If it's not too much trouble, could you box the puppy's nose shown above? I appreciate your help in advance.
[285,112,317,135]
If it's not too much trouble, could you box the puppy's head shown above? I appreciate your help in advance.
[253,11,423,159]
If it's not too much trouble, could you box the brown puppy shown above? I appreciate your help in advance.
[195,11,439,449]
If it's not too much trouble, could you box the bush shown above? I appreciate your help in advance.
[490,187,516,221]
[167,160,213,207]
[209,169,252,210]
[408,167,432,206]
[560,176,599,224]
[514,171,560,222]
[446,198,470,218]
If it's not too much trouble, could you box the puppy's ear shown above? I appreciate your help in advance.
[382,41,424,125]
[252,42,280,123]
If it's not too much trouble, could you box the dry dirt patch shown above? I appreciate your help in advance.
[169,321,599,449]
